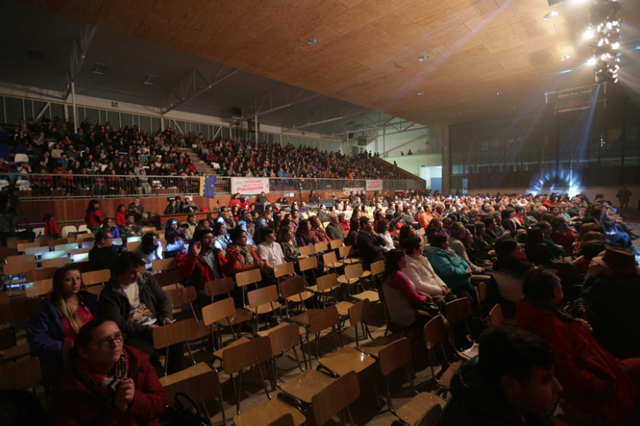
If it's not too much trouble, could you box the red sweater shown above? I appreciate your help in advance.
[85,209,103,227]
[115,211,126,227]
[50,346,167,426]
[176,250,227,291]
[516,299,636,420]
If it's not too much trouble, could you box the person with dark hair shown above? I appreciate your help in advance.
[176,228,226,297]
[295,219,318,247]
[132,233,163,269]
[516,267,640,420]
[580,247,640,360]
[224,227,266,277]
[402,236,453,305]
[482,215,499,246]
[102,217,120,239]
[88,230,123,271]
[424,232,476,303]
[377,219,395,251]
[549,216,575,254]
[448,221,485,274]
[381,249,432,328]
[345,217,359,250]
[439,326,560,426]
[115,204,127,228]
[532,221,565,258]
[120,213,142,238]
[256,227,285,273]
[398,224,416,249]
[357,216,385,270]
[493,238,532,279]
[99,252,182,375]
[49,319,167,425]
[164,198,179,214]
[84,200,103,234]
[28,265,98,387]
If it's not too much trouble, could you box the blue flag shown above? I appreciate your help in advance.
[200,176,216,199]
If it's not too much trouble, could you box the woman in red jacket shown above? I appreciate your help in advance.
[85,200,103,234]
[49,318,167,426]
[115,204,127,228]
[516,267,640,421]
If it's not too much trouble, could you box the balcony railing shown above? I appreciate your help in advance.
[0,173,423,200]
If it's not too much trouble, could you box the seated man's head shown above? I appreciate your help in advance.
[477,326,561,418]
[125,213,136,225]
[111,252,145,286]
[523,267,562,303]
[95,230,113,247]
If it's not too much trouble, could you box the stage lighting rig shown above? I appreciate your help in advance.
[585,0,623,83]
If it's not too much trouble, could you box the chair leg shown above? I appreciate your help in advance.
[385,375,395,414]
[257,362,272,401]
[218,388,226,425]
[292,346,304,372]
[230,371,243,415]
[405,364,418,395]
[185,342,197,365]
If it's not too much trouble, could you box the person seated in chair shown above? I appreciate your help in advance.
[516,267,640,421]
[439,326,560,426]
[89,230,124,271]
[98,252,183,377]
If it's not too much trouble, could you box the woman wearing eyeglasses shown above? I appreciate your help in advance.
[50,318,167,426]
[28,264,98,388]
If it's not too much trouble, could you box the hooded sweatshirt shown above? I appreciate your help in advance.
[439,358,554,426]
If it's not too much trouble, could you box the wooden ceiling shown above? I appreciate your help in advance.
[17,0,639,126]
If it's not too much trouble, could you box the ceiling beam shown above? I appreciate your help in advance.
[323,119,418,137]
[281,110,367,133]
[161,68,239,115]
[253,94,323,118]
[62,24,97,100]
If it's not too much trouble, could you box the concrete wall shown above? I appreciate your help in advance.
[381,154,443,177]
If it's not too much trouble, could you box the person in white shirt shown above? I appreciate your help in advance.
[256,227,285,274]
[376,219,395,252]
[401,236,455,306]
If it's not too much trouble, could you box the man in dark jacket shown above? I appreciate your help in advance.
[99,252,183,375]
[326,213,345,242]
[356,216,385,270]
[580,247,640,359]
[439,326,559,426]
[88,230,123,270]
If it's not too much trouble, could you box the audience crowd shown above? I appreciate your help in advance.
[9,168,640,424]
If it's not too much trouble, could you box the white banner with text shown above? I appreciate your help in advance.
[231,178,270,195]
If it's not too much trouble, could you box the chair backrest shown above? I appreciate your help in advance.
[222,336,272,375]
[489,304,503,326]
[248,285,279,308]
[48,237,75,249]
[42,257,71,269]
[24,279,53,298]
[0,298,42,323]
[279,276,306,299]
[4,261,36,276]
[266,413,295,426]
[475,281,487,305]
[24,246,51,257]
[204,277,235,298]
[164,286,197,309]
[299,245,316,256]
[35,235,55,246]
[154,270,184,288]
[329,239,342,250]
[344,263,364,280]
[445,297,473,324]
[55,243,78,252]
[416,403,443,426]
[142,227,157,234]
[162,364,221,406]
[0,247,18,260]
[127,236,142,243]
[378,337,412,377]
[202,297,235,326]
[81,240,96,249]
[0,292,9,305]
[268,322,301,356]
[348,298,371,327]
[316,273,338,292]
[60,226,78,238]
[298,255,318,272]
[26,267,57,283]
[70,247,92,256]
[41,250,67,260]
[17,242,39,252]
[423,315,447,350]
[309,305,340,335]
[82,269,111,286]
[6,254,36,265]
[236,268,262,288]
[338,245,353,258]
[85,284,105,298]
[112,238,123,246]
[0,357,41,390]
[314,242,329,253]
[72,253,89,263]
[273,262,294,278]
[370,260,385,276]
[152,258,177,272]
[322,251,338,265]
[312,370,359,426]
[126,241,141,251]
[76,234,94,244]
[7,239,28,250]
[152,318,209,349]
